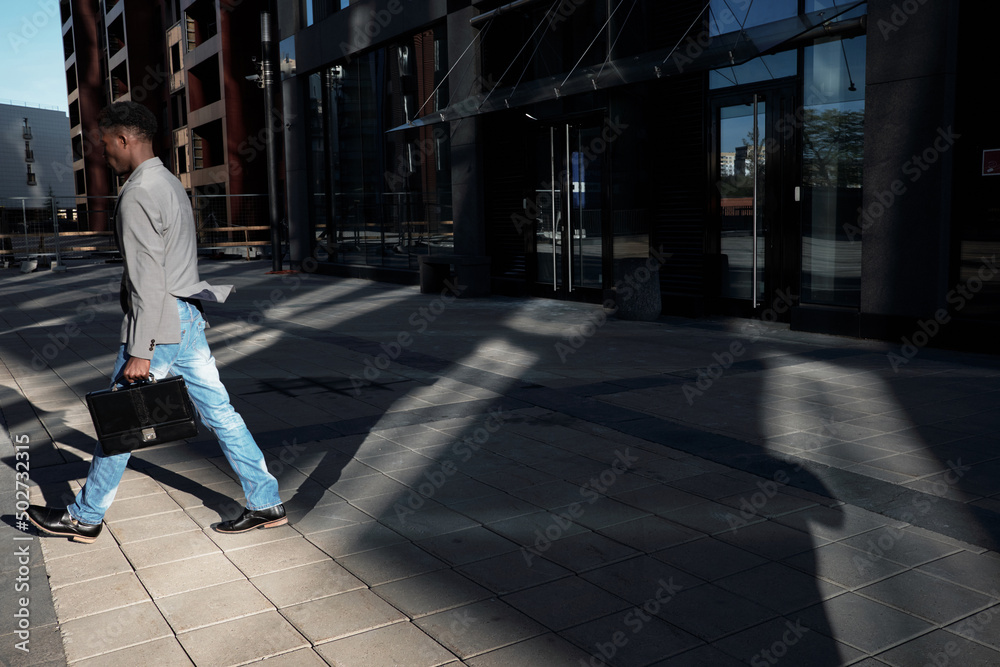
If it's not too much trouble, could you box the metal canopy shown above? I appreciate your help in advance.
[388,1,866,132]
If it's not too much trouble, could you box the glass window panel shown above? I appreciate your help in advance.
[315,27,452,268]
[710,0,797,36]
[800,36,865,306]
[306,72,328,259]
[805,0,868,20]
[719,102,765,301]
[710,51,797,89]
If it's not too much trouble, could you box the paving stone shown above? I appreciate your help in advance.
[796,592,934,654]
[465,633,597,667]
[155,465,241,491]
[356,498,482,540]
[110,476,166,501]
[917,551,1000,597]
[713,562,845,615]
[44,544,134,590]
[416,526,520,566]
[305,520,410,558]
[337,542,448,586]
[51,571,150,622]
[392,473,503,507]
[784,541,910,589]
[415,599,547,660]
[456,549,572,595]
[285,501,372,534]
[654,583,778,642]
[839,525,963,568]
[281,589,407,644]
[592,515,704,555]
[167,480,247,510]
[224,536,330,578]
[373,569,493,618]
[448,492,542,524]
[580,556,705,607]
[560,607,703,666]
[652,644,747,666]
[177,610,309,666]
[251,559,366,608]
[59,601,173,663]
[485,510,590,546]
[501,576,630,631]
[106,510,202,544]
[711,616,865,666]
[771,504,904,542]
[609,484,708,515]
[36,529,119,559]
[711,519,828,561]
[250,648,333,666]
[553,496,653,530]
[203,522,301,551]
[875,628,1000,667]
[155,579,275,633]
[103,491,183,523]
[136,552,246,599]
[119,529,221,569]
[858,570,996,625]
[329,471,413,501]
[538,531,639,572]
[315,622,458,666]
[70,637,193,666]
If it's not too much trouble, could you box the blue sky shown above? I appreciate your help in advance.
[0,3,68,113]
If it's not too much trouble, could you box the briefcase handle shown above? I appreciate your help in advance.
[111,374,157,392]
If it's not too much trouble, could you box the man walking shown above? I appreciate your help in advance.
[28,101,285,543]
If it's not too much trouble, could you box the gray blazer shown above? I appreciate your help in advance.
[115,158,232,359]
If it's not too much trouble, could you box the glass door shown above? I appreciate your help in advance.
[532,120,605,300]
[712,85,799,319]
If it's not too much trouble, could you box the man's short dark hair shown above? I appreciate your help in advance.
[98,101,158,142]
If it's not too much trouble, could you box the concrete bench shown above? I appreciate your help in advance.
[417,254,491,298]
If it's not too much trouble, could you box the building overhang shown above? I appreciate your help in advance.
[389,1,866,132]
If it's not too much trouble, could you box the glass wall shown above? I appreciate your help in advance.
[799,35,865,306]
[305,26,452,268]
[709,0,797,36]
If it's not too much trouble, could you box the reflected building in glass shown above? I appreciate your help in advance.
[279,1,997,350]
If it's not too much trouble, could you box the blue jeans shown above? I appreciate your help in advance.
[69,299,281,524]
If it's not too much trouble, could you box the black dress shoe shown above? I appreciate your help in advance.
[27,506,102,544]
[214,504,287,533]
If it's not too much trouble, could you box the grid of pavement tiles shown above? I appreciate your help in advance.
[3,260,1000,666]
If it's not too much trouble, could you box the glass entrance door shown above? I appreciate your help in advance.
[533,121,605,299]
[712,85,799,318]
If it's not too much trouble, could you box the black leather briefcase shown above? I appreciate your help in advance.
[85,376,199,455]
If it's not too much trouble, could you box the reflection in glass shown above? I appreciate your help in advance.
[304,27,453,268]
[719,102,765,301]
[709,0,797,36]
[710,51,797,89]
[800,36,865,306]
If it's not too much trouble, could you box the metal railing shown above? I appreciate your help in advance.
[314,192,454,269]
[1,195,273,267]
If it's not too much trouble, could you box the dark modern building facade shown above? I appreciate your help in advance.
[191,1,1000,349]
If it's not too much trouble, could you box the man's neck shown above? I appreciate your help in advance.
[121,153,157,181]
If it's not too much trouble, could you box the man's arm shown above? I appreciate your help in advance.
[119,188,167,366]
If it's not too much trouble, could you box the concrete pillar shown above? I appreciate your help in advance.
[860,0,959,336]
[446,7,486,262]
[282,74,312,267]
